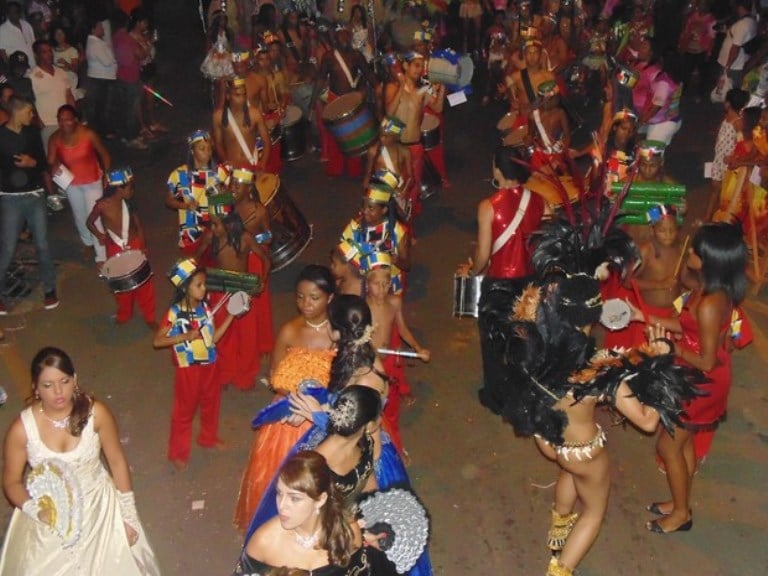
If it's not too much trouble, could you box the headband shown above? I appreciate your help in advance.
[365,185,393,205]
[168,258,200,287]
[106,167,133,186]
[638,140,666,160]
[187,129,210,146]
[646,204,677,225]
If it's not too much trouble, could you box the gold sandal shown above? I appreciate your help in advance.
[547,507,579,552]
[546,557,573,576]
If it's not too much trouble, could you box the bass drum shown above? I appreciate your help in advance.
[281,104,307,161]
[255,173,312,271]
[322,92,377,156]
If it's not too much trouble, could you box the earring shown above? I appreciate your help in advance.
[315,507,320,515]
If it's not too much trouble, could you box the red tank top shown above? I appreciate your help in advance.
[487,186,544,278]
[56,135,101,185]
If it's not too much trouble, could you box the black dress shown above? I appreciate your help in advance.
[330,433,375,506]
[233,545,396,576]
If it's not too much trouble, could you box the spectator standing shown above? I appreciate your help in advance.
[716,0,756,89]
[113,9,150,150]
[86,18,117,137]
[50,25,83,101]
[679,0,717,102]
[29,40,75,154]
[5,51,35,103]
[0,1,36,66]
[0,96,59,315]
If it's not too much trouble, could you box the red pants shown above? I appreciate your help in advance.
[210,290,262,390]
[168,362,221,462]
[424,109,448,182]
[381,326,412,455]
[406,142,425,218]
[106,238,157,325]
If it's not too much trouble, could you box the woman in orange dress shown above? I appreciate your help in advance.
[233,265,336,532]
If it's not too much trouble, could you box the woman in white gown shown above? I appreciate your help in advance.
[0,347,160,576]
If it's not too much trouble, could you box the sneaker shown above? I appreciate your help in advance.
[126,137,149,150]
[43,291,60,310]
[0,301,7,316]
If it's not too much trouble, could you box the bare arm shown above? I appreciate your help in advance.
[212,110,227,162]
[2,418,31,510]
[95,401,132,492]
[47,131,60,170]
[677,293,728,372]
[88,128,111,171]
[613,380,659,433]
[252,108,272,169]
[270,322,294,375]
[86,201,107,244]
[392,297,430,361]
[472,199,493,275]
[384,80,405,116]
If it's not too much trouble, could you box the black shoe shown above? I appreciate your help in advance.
[43,291,60,310]
[646,516,692,534]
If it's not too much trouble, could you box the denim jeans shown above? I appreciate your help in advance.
[66,179,106,262]
[0,192,57,300]
[113,80,142,140]
[86,77,115,135]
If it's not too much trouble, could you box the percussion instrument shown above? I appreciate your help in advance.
[377,348,421,359]
[101,250,153,294]
[280,104,307,161]
[600,298,631,331]
[256,173,312,271]
[226,290,251,316]
[205,268,263,295]
[610,181,686,225]
[322,92,378,156]
[453,274,483,318]
[526,175,580,210]
[264,113,283,145]
[420,115,441,151]
[427,49,474,90]
[496,113,528,147]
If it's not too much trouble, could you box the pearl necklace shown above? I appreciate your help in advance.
[293,528,320,550]
[39,406,71,430]
[305,318,329,332]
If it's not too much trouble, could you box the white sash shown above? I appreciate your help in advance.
[333,49,358,89]
[491,188,531,256]
[227,109,259,165]
[106,200,130,250]
[381,146,396,172]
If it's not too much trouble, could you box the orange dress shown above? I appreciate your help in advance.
[233,347,335,532]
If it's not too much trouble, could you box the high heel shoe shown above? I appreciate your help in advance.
[646,516,692,534]
[646,502,671,516]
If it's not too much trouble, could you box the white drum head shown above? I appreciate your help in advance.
[102,250,147,279]
[600,298,631,331]
[282,105,302,125]
[227,291,251,316]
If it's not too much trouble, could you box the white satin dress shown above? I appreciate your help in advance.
[0,408,161,576]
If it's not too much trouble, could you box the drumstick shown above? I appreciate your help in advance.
[207,292,232,319]
[377,348,421,359]
[673,234,690,279]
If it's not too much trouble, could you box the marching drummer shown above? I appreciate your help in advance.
[212,77,272,170]
[528,80,571,175]
[504,30,555,126]
[460,146,545,415]
[165,130,226,257]
[252,40,289,174]
[86,167,158,330]
[340,184,411,295]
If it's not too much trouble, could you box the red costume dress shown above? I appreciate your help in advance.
[678,302,732,461]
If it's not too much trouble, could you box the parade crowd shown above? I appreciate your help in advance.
[0,0,766,574]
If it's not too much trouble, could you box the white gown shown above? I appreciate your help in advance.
[0,408,161,576]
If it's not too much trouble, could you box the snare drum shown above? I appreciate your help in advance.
[496,113,528,147]
[280,104,307,161]
[525,174,580,211]
[101,250,153,293]
[420,115,441,151]
[226,291,251,316]
[322,92,378,156]
[256,173,312,271]
[453,274,483,318]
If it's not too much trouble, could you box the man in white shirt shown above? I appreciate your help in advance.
[29,40,75,154]
[86,19,118,136]
[0,1,36,66]
[717,0,757,87]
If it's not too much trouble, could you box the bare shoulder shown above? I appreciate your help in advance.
[5,414,27,446]
[246,516,282,556]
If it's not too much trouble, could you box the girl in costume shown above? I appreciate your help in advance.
[0,347,160,574]
[235,451,395,576]
[233,265,337,532]
[627,222,747,533]
[153,259,235,470]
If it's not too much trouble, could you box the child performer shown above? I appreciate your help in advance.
[330,241,364,297]
[86,167,157,329]
[197,209,269,390]
[152,259,235,470]
[529,80,571,175]
[365,252,430,455]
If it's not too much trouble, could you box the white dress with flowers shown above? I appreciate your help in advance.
[0,408,161,576]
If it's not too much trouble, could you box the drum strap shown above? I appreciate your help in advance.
[521,69,536,103]
[333,50,358,89]
[491,188,531,256]
[227,109,259,165]
[106,200,130,250]
[380,146,396,172]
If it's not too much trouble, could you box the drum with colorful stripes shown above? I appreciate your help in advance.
[322,92,378,156]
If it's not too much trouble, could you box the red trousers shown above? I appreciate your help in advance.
[210,290,262,390]
[106,238,157,325]
[381,326,412,455]
[168,362,221,462]
[423,109,448,182]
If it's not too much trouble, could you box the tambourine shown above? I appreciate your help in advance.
[226,290,251,316]
[600,298,631,331]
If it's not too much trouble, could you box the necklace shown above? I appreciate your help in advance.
[39,406,71,430]
[305,318,329,332]
[293,528,320,550]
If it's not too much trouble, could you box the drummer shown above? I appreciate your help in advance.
[309,24,379,179]
[196,206,269,391]
[212,77,272,170]
[504,31,555,129]
[86,167,157,330]
[458,146,545,414]
[165,130,226,257]
[385,51,437,219]
[340,184,411,295]
[528,80,571,175]
[252,39,289,174]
